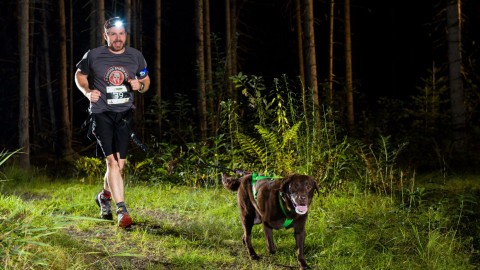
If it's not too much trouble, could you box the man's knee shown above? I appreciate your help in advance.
[106,156,120,170]
[118,160,126,174]
[106,155,126,173]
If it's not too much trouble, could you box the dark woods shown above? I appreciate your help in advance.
[2,0,480,176]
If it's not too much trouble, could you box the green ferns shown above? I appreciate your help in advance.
[235,122,302,176]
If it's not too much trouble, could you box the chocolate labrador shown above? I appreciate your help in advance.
[222,173,319,269]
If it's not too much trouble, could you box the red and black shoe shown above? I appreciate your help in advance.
[116,207,133,228]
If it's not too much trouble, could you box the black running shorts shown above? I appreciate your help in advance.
[91,109,133,159]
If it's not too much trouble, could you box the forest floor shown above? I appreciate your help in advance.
[1,168,479,269]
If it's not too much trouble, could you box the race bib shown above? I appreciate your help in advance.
[106,85,130,104]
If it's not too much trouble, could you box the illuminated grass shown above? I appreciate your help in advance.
[0,168,477,269]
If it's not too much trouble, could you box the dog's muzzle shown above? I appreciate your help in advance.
[290,194,309,215]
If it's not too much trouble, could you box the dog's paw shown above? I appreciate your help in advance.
[250,254,260,260]
[298,259,310,269]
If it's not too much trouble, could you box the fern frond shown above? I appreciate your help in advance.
[236,133,267,166]
[255,125,280,151]
[282,121,302,148]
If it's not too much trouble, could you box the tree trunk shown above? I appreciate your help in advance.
[69,0,74,126]
[446,0,466,154]
[295,0,305,85]
[34,56,42,134]
[328,0,335,104]
[58,0,74,159]
[295,0,307,118]
[125,0,131,45]
[90,0,97,48]
[231,0,238,79]
[204,0,215,136]
[31,7,40,135]
[41,0,57,134]
[155,0,162,137]
[18,0,30,168]
[97,0,105,45]
[344,0,354,129]
[303,0,320,124]
[195,0,207,139]
[225,0,233,98]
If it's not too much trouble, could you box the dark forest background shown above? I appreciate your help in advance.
[2,0,480,175]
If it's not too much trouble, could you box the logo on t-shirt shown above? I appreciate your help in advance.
[104,66,128,86]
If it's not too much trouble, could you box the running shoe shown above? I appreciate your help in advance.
[95,192,113,220]
[116,207,133,228]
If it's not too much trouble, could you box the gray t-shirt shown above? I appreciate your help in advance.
[76,46,148,113]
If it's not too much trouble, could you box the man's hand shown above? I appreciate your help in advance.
[86,89,101,103]
[128,77,142,91]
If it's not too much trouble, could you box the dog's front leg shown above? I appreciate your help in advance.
[294,229,309,269]
[263,225,276,254]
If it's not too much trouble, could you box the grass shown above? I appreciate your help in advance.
[0,167,479,269]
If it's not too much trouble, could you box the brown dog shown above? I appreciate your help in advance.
[222,173,319,269]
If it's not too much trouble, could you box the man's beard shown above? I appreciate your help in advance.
[109,41,125,52]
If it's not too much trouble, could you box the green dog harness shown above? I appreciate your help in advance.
[251,173,294,228]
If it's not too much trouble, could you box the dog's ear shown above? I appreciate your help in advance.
[311,177,320,196]
[280,174,294,192]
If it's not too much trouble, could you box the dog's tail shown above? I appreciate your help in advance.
[222,174,241,191]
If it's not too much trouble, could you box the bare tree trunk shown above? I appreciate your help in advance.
[125,0,131,45]
[303,0,320,124]
[295,0,307,118]
[19,0,30,168]
[204,0,215,136]
[41,1,56,134]
[155,0,162,137]
[328,0,335,104]
[69,0,74,126]
[59,0,74,159]
[90,1,97,48]
[231,0,237,78]
[195,0,207,139]
[295,0,305,85]
[97,0,105,44]
[31,6,40,134]
[344,0,354,129]
[34,57,42,133]
[225,0,233,98]
[446,0,466,155]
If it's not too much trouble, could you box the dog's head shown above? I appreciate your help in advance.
[280,174,319,215]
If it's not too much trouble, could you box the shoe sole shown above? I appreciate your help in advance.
[95,194,113,220]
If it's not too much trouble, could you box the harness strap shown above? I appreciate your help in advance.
[279,192,294,228]
[252,172,277,199]
[250,173,293,228]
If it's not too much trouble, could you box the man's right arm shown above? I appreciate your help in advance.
[75,69,101,103]
[75,69,90,95]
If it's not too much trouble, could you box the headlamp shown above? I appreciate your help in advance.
[114,20,123,28]
[104,17,124,31]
